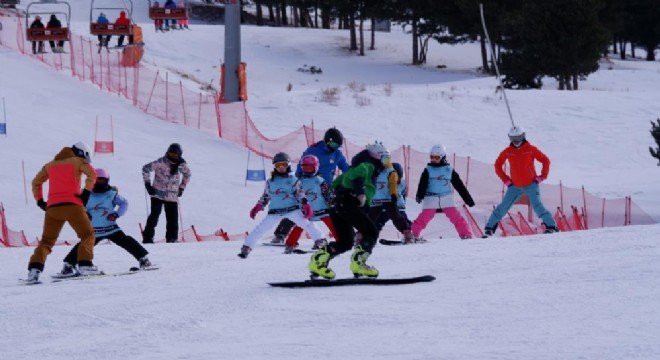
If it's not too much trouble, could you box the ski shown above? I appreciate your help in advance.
[50,266,159,283]
[269,275,435,288]
[261,242,286,247]
[378,238,428,246]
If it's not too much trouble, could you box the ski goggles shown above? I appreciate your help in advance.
[301,164,316,174]
[380,153,391,166]
[274,161,289,170]
[430,155,443,161]
[326,141,340,149]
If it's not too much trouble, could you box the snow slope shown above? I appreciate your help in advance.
[1,7,659,359]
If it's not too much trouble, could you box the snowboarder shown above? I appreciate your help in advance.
[411,144,475,240]
[308,142,389,279]
[282,155,337,253]
[25,142,99,284]
[483,126,559,236]
[142,143,191,243]
[238,152,327,258]
[271,127,349,244]
[55,168,153,277]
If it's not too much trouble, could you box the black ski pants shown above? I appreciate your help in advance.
[328,192,378,254]
[368,202,411,234]
[142,197,179,242]
[64,230,148,266]
[273,218,296,238]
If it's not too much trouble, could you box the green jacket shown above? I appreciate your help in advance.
[332,162,378,204]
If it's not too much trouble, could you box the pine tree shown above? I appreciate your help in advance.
[650,119,660,165]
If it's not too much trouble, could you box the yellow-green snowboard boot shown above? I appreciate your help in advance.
[309,246,335,279]
[350,245,379,278]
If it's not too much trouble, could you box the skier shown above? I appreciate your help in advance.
[152,1,164,32]
[46,14,65,53]
[95,13,111,51]
[271,127,349,244]
[142,143,191,243]
[114,11,131,47]
[29,16,45,54]
[308,142,389,279]
[163,0,178,30]
[483,126,559,236]
[25,142,99,284]
[411,144,475,239]
[55,168,153,277]
[371,162,418,241]
[282,155,338,253]
[367,161,417,243]
[238,152,327,259]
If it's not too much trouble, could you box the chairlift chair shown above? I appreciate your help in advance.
[148,0,187,21]
[0,0,21,8]
[90,0,133,37]
[25,0,71,42]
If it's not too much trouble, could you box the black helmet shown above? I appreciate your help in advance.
[323,127,343,147]
[392,163,404,180]
[272,152,290,164]
[167,143,183,155]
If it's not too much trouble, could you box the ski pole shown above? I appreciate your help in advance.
[479,3,516,127]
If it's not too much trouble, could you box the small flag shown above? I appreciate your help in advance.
[0,123,6,135]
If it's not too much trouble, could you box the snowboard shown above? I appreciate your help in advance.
[378,238,428,246]
[269,275,435,288]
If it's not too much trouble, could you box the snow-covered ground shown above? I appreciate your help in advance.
[0,3,659,359]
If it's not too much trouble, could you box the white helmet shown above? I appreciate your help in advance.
[508,125,526,143]
[430,144,447,158]
[366,142,388,159]
[72,141,92,163]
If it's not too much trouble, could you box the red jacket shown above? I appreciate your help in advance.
[115,11,130,26]
[32,147,97,207]
[494,141,550,188]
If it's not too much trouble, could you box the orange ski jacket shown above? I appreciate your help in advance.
[494,141,550,188]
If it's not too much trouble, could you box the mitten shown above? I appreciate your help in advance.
[177,187,184,197]
[249,203,263,219]
[534,176,544,184]
[357,194,367,207]
[37,199,47,211]
[504,180,513,187]
[145,183,155,195]
[302,203,313,219]
[107,212,119,221]
[79,189,91,205]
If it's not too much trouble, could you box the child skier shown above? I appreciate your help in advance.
[238,152,327,259]
[411,144,475,239]
[367,161,417,243]
[308,142,389,279]
[55,169,153,277]
[282,155,337,253]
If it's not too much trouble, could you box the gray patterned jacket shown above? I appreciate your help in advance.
[142,156,191,202]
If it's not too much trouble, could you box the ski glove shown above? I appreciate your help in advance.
[249,203,263,219]
[415,197,423,204]
[37,199,47,211]
[504,180,513,187]
[79,189,91,206]
[177,187,184,197]
[357,194,367,207]
[107,212,119,221]
[145,183,155,195]
[301,203,313,219]
[534,176,544,184]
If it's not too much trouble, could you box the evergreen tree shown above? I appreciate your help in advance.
[650,119,660,165]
